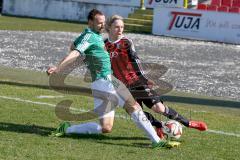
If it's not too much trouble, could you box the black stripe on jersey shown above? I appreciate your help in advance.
[126,38,149,83]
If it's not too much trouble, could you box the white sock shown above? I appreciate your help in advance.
[131,109,160,143]
[66,122,102,134]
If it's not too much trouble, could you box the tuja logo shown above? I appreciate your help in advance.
[168,12,202,31]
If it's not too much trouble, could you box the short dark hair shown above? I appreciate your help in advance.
[87,9,104,21]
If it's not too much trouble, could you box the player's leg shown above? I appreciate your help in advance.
[152,102,207,131]
[135,96,164,138]
[131,90,164,138]
[151,102,190,126]
[110,75,179,147]
[123,99,178,148]
[52,104,115,136]
[142,111,164,139]
[65,80,117,134]
[136,99,163,128]
[123,97,162,143]
[51,121,102,137]
[143,111,163,128]
[63,116,115,135]
[53,103,115,136]
[90,75,162,144]
[139,87,207,131]
[51,78,117,136]
[99,115,115,133]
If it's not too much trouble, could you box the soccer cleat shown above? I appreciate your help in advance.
[189,121,207,131]
[152,140,181,149]
[167,141,181,148]
[50,122,71,137]
[156,127,165,139]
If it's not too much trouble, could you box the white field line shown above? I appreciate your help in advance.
[37,95,64,99]
[0,95,240,138]
[207,129,240,137]
[0,95,88,112]
[0,95,56,107]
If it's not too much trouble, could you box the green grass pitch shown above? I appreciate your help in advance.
[0,66,239,160]
[0,15,239,160]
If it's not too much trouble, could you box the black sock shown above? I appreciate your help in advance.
[163,106,189,127]
[143,111,163,128]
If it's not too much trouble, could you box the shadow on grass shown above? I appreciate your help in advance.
[0,122,55,136]
[68,134,147,141]
[0,80,92,96]
[1,80,240,109]
[96,141,151,149]
[161,95,240,109]
[96,141,181,149]
[0,122,147,141]
[0,80,50,90]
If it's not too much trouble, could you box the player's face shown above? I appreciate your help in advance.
[109,19,124,37]
[91,14,105,33]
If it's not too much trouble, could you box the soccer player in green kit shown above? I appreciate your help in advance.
[47,9,180,148]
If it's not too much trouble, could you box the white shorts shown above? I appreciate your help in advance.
[91,75,132,118]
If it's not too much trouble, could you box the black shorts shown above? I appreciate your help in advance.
[129,85,163,109]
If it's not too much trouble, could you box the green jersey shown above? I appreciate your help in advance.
[74,28,112,81]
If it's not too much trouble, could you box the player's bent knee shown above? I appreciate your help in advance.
[102,125,113,133]
[124,96,136,108]
[124,97,141,114]
[152,103,165,113]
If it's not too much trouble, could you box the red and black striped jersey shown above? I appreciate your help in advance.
[104,37,148,86]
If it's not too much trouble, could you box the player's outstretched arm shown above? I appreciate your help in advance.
[47,50,83,75]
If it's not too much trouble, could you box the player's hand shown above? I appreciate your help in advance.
[147,79,155,89]
[46,66,58,76]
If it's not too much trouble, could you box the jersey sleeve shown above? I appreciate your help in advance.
[128,39,149,83]
[73,33,93,56]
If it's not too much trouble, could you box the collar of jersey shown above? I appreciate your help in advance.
[108,35,124,44]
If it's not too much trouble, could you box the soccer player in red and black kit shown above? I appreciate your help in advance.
[104,15,207,137]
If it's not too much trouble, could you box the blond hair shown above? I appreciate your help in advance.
[105,15,123,32]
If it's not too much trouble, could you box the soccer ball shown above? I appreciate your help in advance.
[162,120,183,140]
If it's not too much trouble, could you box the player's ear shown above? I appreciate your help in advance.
[88,20,93,27]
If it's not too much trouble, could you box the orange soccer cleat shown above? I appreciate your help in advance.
[189,121,207,131]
